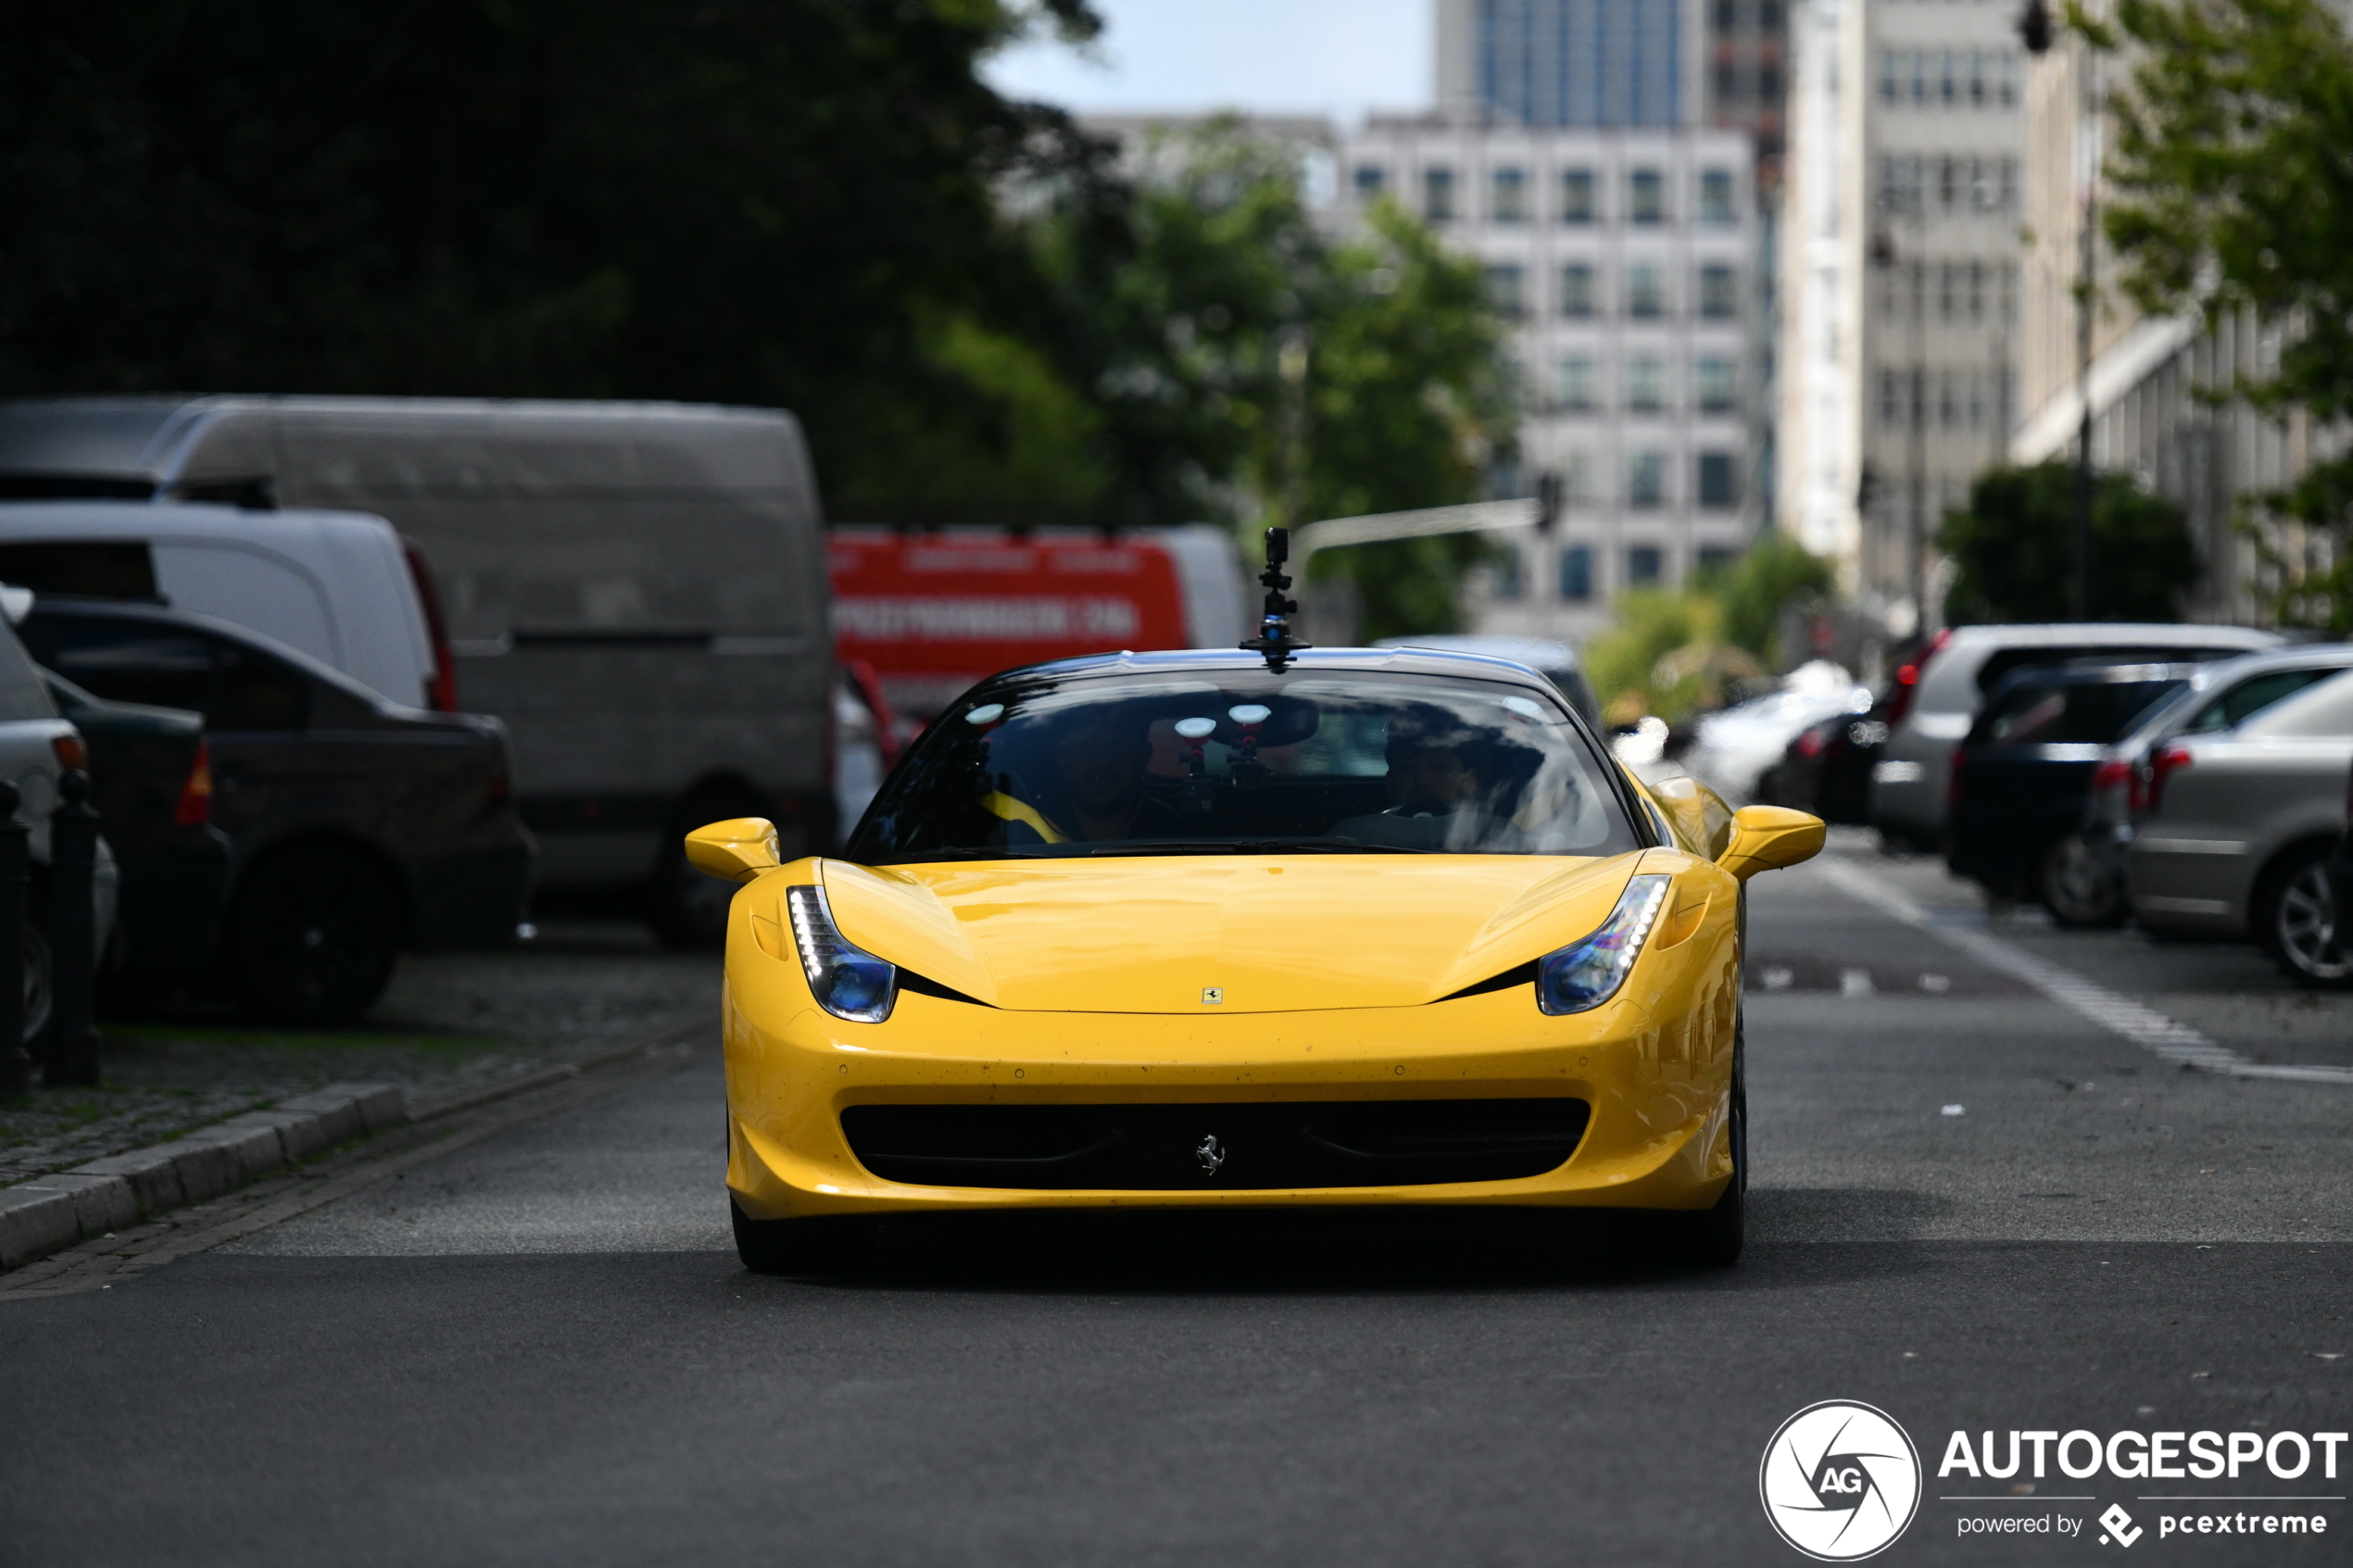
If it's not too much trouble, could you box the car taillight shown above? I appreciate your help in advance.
[1794,726,1826,760]
[402,538,459,712]
[50,734,86,771]
[2145,744,2194,816]
[174,741,214,826]
[1881,628,1951,730]
[2092,759,2131,792]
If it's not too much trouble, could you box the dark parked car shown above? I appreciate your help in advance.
[18,598,534,1024]
[1946,661,2196,923]
[42,670,232,983]
[1756,704,1887,824]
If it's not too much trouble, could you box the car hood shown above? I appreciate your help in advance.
[813,853,1644,1013]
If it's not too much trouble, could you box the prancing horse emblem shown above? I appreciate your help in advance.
[1195,1134,1227,1174]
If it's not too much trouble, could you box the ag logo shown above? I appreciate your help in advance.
[1758,1400,1921,1561]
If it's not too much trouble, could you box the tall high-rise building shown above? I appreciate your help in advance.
[1778,0,2026,635]
[1436,0,1705,128]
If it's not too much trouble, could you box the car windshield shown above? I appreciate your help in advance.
[1974,676,2188,746]
[848,669,1642,861]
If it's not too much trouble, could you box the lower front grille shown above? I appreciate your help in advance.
[839,1098,1592,1190]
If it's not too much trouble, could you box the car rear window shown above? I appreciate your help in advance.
[849,668,1641,861]
[1975,678,2186,746]
[19,612,308,731]
[1971,645,2237,697]
[2182,668,2340,734]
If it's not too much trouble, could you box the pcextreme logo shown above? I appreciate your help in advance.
[1759,1400,1924,1561]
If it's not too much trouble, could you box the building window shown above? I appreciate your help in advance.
[1760,0,1781,28]
[1624,358,1667,413]
[1715,0,1741,29]
[1559,168,1595,223]
[1698,264,1738,319]
[1998,51,2018,107]
[1484,264,1526,320]
[1716,61,1742,102]
[1353,165,1386,202]
[1697,453,1740,508]
[1759,61,1782,97]
[1626,262,1667,318]
[1700,170,1736,224]
[1880,49,1899,105]
[1559,357,1599,411]
[1881,369,1903,427]
[1967,260,1985,323]
[1697,545,1740,578]
[1629,169,1667,224]
[1696,356,1737,412]
[1938,262,1957,321]
[1629,452,1667,508]
[1491,167,1527,223]
[1424,166,1454,223]
[1558,545,1593,603]
[1626,545,1665,584]
[1559,262,1597,318]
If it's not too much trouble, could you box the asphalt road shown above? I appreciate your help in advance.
[2,839,2346,1566]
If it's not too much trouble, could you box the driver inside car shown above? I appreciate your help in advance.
[1328,722,1529,851]
[1052,708,1185,842]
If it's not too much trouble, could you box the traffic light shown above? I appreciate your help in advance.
[1534,470,1563,533]
[2019,0,2052,54]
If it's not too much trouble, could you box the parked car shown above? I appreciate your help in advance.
[1371,634,1604,730]
[2079,643,2353,921]
[16,597,533,1023]
[42,670,231,984]
[0,396,828,947]
[1869,622,2280,851]
[1681,661,1872,806]
[0,610,119,1045]
[0,500,450,710]
[1944,661,2197,922]
[2124,667,2353,986]
[1755,704,1886,824]
[2329,762,2350,954]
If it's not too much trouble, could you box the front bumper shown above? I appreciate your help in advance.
[722,909,1741,1220]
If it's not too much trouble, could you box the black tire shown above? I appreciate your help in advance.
[731,1200,876,1275]
[1673,1004,1745,1267]
[648,784,771,949]
[2253,841,2351,989]
[226,844,404,1025]
[2042,833,2126,928]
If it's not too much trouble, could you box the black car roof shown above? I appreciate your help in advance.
[22,594,400,712]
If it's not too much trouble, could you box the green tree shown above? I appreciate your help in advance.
[0,0,1111,521]
[2093,0,2353,629]
[1699,533,1836,661]
[1027,126,1514,635]
[1936,462,2198,623]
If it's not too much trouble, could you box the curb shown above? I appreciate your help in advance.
[0,1083,407,1271]
[0,1019,710,1273]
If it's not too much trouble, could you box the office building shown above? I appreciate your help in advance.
[1340,117,1759,641]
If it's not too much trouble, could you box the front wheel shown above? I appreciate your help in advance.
[2043,834,2126,928]
[2255,843,2350,989]
[731,1201,876,1275]
[1671,1005,1744,1267]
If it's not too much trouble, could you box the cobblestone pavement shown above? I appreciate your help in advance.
[0,922,719,1186]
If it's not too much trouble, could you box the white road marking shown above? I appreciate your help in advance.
[1813,858,2353,1086]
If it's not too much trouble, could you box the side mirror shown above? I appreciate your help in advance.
[1718,804,1825,882]
[684,817,781,884]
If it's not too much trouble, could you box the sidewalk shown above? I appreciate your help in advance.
[1,921,720,1188]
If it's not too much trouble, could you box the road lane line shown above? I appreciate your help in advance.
[1812,858,2353,1086]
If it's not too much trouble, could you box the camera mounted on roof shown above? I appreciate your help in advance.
[1239,525,1312,672]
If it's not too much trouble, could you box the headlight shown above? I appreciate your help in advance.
[785,884,897,1022]
[1536,873,1671,1015]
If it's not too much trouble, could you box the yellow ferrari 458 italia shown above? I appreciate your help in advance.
[691,643,1821,1273]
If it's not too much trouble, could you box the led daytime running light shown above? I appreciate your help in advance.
[785,884,898,1023]
[1536,873,1672,1016]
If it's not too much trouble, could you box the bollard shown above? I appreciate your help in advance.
[0,780,24,1100]
[45,769,99,1087]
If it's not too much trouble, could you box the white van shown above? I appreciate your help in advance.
[0,501,444,710]
[0,396,830,944]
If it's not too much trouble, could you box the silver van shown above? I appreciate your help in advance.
[0,397,829,944]
[1870,622,2279,850]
